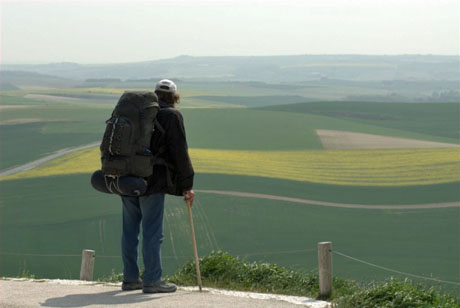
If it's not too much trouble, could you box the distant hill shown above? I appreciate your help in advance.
[0,82,20,91]
[0,70,79,89]
[1,54,458,82]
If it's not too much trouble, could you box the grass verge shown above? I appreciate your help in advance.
[97,251,460,307]
[333,278,460,308]
[168,251,357,299]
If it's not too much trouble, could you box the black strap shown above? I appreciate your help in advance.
[138,106,145,140]
[150,116,173,187]
[154,118,165,135]
[151,118,167,155]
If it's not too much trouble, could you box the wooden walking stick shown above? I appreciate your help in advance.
[186,198,203,291]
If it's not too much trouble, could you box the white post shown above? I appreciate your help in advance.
[80,249,95,281]
[318,242,332,299]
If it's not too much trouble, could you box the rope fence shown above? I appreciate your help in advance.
[237,248,316,257]
[0,252,185,259]
[0,248,316,259]
[2,245,459,286]
[333,250,460,286]
[0,252,81,257]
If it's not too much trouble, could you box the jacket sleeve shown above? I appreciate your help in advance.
[165,110,194,192]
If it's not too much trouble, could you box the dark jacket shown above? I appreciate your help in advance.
[145,101,194,196]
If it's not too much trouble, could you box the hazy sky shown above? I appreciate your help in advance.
[1,0,458,64]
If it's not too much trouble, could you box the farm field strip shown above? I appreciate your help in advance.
[192,148,460,186]
[22,88,125,95]
[24,94,88,102]
[0,118,70,125]
[0,105,42,110]
[1,146,459,187]
[317,129,460,149]
[181,98,247,109]
[4,89,250,109]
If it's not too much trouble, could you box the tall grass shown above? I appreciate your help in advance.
[167,251,357,299]
[333,278,460,308]
[166,251,460,308]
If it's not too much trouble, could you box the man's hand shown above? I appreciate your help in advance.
[183,190,195,207]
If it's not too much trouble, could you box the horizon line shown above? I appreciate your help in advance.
[2,53,459,66]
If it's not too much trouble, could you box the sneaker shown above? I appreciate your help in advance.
[143,281,177,293]
[121,279,143,291]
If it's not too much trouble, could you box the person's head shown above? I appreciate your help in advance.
[154,79,180,106]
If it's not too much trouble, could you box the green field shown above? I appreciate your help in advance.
[2,90,458,169]
[1,174,459,294]
[264,101,460,144]
[0,87,459,296]
[0,95,110,169]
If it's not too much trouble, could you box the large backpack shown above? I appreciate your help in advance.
[100,91,160,178]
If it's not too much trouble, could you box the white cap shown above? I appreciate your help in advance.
[155,79,177,93]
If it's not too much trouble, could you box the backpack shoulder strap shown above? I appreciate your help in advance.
[150,118,167,158]
[154,118,166,136]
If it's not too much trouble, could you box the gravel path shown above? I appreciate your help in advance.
[0,279,330,308]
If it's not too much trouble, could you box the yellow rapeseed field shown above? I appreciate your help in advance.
[2,147,459,186]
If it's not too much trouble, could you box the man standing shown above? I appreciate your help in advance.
[120,79,195,294]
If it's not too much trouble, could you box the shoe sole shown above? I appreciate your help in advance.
[122,284,143,291]
[122,287,142,291]
[142,288,177,294]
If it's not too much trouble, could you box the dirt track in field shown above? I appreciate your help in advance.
[24,94,86,102]
[316,129,460,149]
[0,118,68,125]
[0,105,38,110]
[0,142,100,177]
[195,190,460,210]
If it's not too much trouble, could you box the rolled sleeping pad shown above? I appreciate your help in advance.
[91,170,148,196]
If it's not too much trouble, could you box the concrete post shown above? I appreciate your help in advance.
[318,242,332,299]
[80,249,95,281]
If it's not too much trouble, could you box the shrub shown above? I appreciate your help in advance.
[97,269,124,283]
[333,278,460,308]
[167,250,356,299]
[18,269,38,279]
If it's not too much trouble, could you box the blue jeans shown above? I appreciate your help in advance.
[121,193,165,285]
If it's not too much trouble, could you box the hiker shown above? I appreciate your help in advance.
[120,79,195,293]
